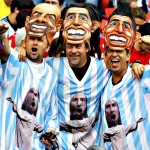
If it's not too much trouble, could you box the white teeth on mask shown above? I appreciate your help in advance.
[32,24,47,30]
[67,29,85,35]
[109,35,127,42]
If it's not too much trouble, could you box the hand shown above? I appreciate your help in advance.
[16,45,26,62]
[0,21,9,35]
[41,129,56,146]
[137,117,146,123]
[132,63,145,80]
[139,35,150,53]
[6,97,13,103]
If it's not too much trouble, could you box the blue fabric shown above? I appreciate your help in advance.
[101,66,150,150]
[46,57,111,150]
[0,60,2,84]
[0,49,58,149]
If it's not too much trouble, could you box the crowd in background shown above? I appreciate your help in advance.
[0,0,149,64]
[0,0,150,150]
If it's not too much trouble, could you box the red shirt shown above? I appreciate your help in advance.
[130,48,150,65]
[99,33,105,60]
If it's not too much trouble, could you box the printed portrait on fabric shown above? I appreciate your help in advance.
[60,93,99,150]
[6,88,44,150]
[102,99,146,150]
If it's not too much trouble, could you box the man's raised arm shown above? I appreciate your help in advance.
[0,20,11,63]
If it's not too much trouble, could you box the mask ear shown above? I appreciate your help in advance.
[91,20,100,33]
[25,16,30,22]
[135,31,141,42]
[25,16,31,32]
[56,19,63,32]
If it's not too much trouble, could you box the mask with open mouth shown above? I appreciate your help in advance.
[62,7,99,47]
[25,3,61,45]
[103,15,139,52]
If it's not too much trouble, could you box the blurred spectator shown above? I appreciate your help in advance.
[32,0,64,6]
[132,7,146,31]
[142,0,150,13]
[0,0,13,18]
[109,0,133,8]
[130,23,150,64]
[130,0,150,13]
[0,0,35,48]
[130,0,143,8]
[44,0,64,10]
[32,0,42,5]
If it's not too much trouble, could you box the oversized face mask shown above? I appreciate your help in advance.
[62,7,98,45]
[25,3,61,45]
[103,15,136,51]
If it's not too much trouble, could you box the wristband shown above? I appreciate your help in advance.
[133,60,141,64]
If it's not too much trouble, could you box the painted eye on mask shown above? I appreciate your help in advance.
[79,15,88,21]
[46,14,56,22]
[123,23,131,29]
[66,14,75,20]
[32,12,41,18]
[111,21,117,26]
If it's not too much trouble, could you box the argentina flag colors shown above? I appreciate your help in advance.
[0,17,17,48]
[0,60,2,84]
[0,49,59,150]
[101,66,150,150]
[46,57,111,150]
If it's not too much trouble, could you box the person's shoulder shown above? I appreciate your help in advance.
[44,61,58,80]
[0,16,8,22]
[140,65,150,81]
[144,65,150,72]
[91,56,105,66]
[45,61,55,69]
[10,48,18,58]
[7,49,22,67]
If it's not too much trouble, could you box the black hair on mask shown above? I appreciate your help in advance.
[108,2,136,34]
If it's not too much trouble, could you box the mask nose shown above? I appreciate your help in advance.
[115,22,123,33]
[73,14,80,25]
[38,14,47,23]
